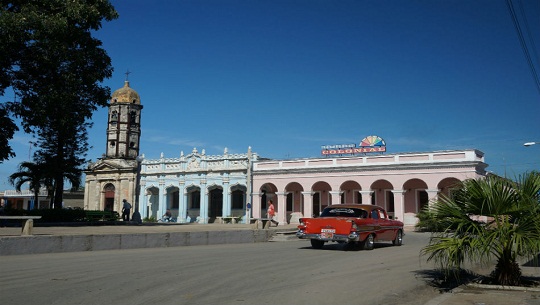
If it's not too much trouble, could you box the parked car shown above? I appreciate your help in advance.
[296,204,404,250]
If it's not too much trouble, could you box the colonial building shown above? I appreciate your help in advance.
[138,147,257,223]
[250,149,487,226]
[83,80,143,211]
[83,82,488,227]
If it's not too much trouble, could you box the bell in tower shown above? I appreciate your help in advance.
[106,80,143,159]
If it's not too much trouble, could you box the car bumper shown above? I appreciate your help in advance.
[296,230,360,242]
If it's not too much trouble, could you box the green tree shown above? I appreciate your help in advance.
[8,161,48,209]
[0,1,118,208]
[421,172,540,286]
[0,104,18,162]
[33,119,87,208]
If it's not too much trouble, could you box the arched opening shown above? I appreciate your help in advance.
[312,181,332,217]
[340,180,362,204]
[259,183,278,218]
[284,182,304,222]
[166,186,180,219]
[146,186,159,220]
[104,184,115,211]
[438,177,462,199]
[403,178,429,213]
[208,187,223,222]
[370,180,394,210]
[230,184,247,217]
[186,186,201,222]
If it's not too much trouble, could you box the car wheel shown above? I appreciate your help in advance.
[392,230,403,246]
[362,234,374,250]
[310,239,325,249]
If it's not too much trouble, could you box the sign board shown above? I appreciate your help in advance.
[321,135,386,156]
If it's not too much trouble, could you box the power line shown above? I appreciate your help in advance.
[506,0,540,95]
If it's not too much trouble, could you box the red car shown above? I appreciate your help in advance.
[296,204,404,250]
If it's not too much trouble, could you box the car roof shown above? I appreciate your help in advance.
[325,204,383,212]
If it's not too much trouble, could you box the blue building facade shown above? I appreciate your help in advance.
[138,147,258,223]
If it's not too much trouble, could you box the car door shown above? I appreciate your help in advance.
[375,208,395,241]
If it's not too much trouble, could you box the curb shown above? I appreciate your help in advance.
[0,229,275,256]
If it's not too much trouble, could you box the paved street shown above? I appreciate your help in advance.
[1,226,539,305]
[0,231,442,305]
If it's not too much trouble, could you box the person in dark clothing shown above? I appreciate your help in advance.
[122,199,132,221]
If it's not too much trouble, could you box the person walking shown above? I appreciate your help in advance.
[122,199,132,221]
[266,200,278,227]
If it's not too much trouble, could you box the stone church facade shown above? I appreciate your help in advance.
[84,80,143,212]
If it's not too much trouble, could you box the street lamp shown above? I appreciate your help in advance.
[524,142,540,147]
[132,155,144,225]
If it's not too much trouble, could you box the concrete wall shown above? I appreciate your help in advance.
[0,229,275,256]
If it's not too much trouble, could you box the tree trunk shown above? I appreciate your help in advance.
[54,177,64,209]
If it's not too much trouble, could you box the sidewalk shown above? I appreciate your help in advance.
[0,221,298,256]
[425,284,540,305]
[0,221,298,237]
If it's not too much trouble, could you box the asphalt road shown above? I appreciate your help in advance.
[0,231,442,305]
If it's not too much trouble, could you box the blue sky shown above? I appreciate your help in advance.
[1,0,540,191]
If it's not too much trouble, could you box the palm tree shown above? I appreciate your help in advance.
[8,161,47,210]
[421,172,540,286]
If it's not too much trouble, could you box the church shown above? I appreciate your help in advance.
[84,82,488,227]
[83,80,143,213]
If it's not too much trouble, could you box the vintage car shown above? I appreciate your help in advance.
[296,204,404,250]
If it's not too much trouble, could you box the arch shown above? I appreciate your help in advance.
[340,180,362,204]
[208,185,224,222]
[285,182,304,215]
[259,183,278,213]
[165,185,180,218]
[146,186,159,219]
[230,184,247,211]
[403,178,429,214]
[185,185,201,221]
[103,183,115,211]
[370,179,393,207]
[438,177,462,198]
[311,181,332,216]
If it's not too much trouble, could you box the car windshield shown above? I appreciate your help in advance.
[320,207,368,218]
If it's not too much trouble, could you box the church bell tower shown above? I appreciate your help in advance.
[83,78,144,212]
[106,80,143,159]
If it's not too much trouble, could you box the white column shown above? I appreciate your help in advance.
[178,183,187,223]
[141,190,149,219]
[252,192,262,219]
[277,192,287,224]
[360,190,372,205]
[426,189,440,208]
[159,182,166,220]
[329,191,342,204]
[200,182,208,223]
[392,190,405,222]
[302,191,313,218]
[223,182,231,217]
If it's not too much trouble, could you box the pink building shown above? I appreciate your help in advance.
[251,149,487,227]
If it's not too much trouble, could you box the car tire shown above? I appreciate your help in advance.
[310,239,325,249]
[392,230,403,246]
[361,234,374,250]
